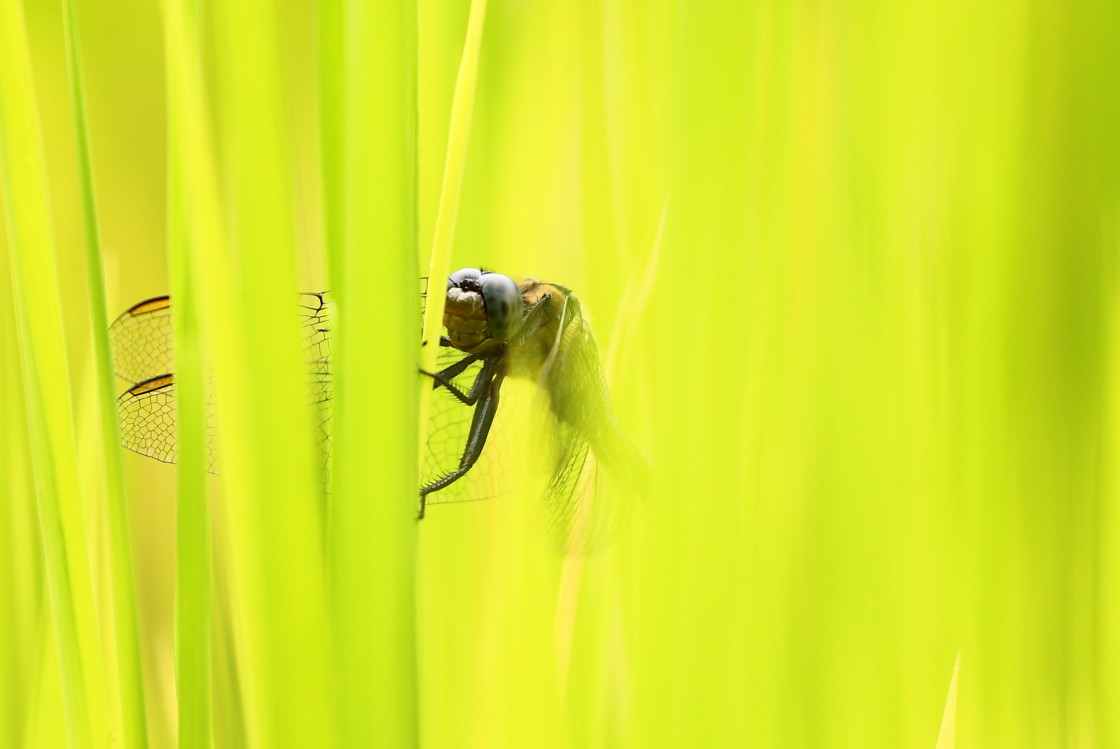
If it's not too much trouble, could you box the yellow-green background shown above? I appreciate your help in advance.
[2,0,1119,747]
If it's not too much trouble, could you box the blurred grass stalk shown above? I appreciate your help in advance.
[323,0,420,740]
[168,0,337,744]
[60,0,150,745]
[417,0,487,465]
[0,0,112,745]
[935,654,961,749]
[0,181,44,747]
[161,0,213,745]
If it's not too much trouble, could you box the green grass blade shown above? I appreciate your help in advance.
[206,0,336,744]
[168,163,212,749]
[318,0,345,283]
[0,1,108,743]
[417,0,488,381]
[325,0,420,744]
[0,210,43,748]
[59,1,150,745]
[416,0,487,529]
[161,1,213,744]
[166,0,338,739]
[170,269,211,746]
[23,618,69,748]
[935,654,961,749]
[163,1,212,743]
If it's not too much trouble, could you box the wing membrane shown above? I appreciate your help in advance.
[109,296,174,384]
[111,292,332,482]
[417,273,518,503]
[117,374,220,473]
[300,293,333,487]
[421,346,515,505]
[525,295,636,552]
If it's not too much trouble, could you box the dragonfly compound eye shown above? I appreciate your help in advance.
[447,267,482,289]
[479,272,521,341]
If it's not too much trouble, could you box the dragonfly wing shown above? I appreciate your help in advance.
[112,292,332,482]
[539,424,606,552]
[109,296,174,384]
[421,347,516,505]
[528,295,638,553]
[117,374,219,473]
[300,292,333,489]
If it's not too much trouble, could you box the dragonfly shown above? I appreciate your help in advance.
[110,268,638,547]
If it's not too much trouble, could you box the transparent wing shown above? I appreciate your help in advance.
[112,293,332,481]
[109,296,173,384]
[524,295,639,553]
[300,293,333,488]
[421,346,515,505]
[117,374,219,473]
[419,273,516,505]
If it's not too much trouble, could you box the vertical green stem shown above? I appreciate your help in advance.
[318,0,345,283]
[59,1,150,745]
[0,210,46,748]
[416,0,488,485]
[0,1,104,744]
[162,0,212,745]
[207,0,336,744]
[327,0,419,744]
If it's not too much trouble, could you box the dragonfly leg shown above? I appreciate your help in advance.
[422,296,547,398]
[420,355,494,406]
[419,368,505,513]
[432,348,484,383]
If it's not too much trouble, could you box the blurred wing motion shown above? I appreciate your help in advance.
[520,290,642,553]
[109,293,332,477]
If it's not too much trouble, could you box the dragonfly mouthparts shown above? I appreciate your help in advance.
[446,286,486,318]
[444,287,490,351]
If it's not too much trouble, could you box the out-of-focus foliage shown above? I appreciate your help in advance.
[2,0,1119,747]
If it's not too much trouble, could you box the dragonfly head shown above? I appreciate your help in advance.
[445,268,523,350]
